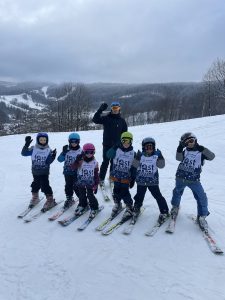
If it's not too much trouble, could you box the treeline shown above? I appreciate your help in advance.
[0,58,225,135]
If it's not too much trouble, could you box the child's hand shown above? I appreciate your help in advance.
[76,154,83,162]
[62,145,68,153]
[25,136,33,147]
[52,149,57,159]
[196,144,205,152]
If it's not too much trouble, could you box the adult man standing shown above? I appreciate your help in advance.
[92,101,128,186]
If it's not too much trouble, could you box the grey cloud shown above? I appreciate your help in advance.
[0,0,225,83]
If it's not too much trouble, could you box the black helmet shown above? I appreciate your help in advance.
[180,132,197,144]
[142,137,155,150]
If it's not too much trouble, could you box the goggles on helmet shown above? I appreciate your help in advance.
[84,150,94,155]
[144,143,154,149]
[69,139,79,144]
[185,138,195,144]
[121,138,131,144]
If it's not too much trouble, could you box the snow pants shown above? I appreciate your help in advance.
[134,185,169,214]
[171,178,209,217]
[113,181,133,207]
[31,174,53,195]
[78,186,99,210]
[64,174,79,198]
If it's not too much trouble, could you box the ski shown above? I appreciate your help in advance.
[102,213,132,236]
[48,198,78,221]
[165,208,179,234]
[189,215,223,255]
[77,205,104,231]
[17,197,44,218]
[58,206,90,227]
[145,214,170,237]
[95,206,125,231]
[23,200,63,223]
[99,183,111,202]
[123,207,146,235]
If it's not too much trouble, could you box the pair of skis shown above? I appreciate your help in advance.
[97,207,145,235]
[58,205,104,230]
[17,196,45,219]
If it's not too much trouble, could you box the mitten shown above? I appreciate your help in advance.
[129,179,135,189]
[177,141,185,153]
[196,144,205,152]
[98,102,108,112]
[62,145,68,154]
[25,136,33,147]
[52,149,57,159]
[135,150,142,161]
[76,153,83,162]
[155,149,162,157]
[93,185,98,194]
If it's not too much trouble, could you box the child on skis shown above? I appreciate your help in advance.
[57,133,82,209]
[170,132,215,231]
[131,137,169,223]
[107,131,135,220]
[71,143,100,218]
[21,132,57,212]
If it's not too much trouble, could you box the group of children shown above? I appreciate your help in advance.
[21,130,215,230]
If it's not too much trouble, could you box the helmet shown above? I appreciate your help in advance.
[180,132,197,144]
[68,132,80,143]
[111,101,121,112]
[83,143,95,153]
[121,131,133,142]
[36,132,48,145]
[142,137,155,150]
[111,101,121,108]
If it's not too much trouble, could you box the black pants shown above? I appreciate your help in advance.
[134,185,169,214]
[31,174,53,195]
[113,182,133,207]
[78,186,99,210]
[99,146,113,181]
[64,174,79,198]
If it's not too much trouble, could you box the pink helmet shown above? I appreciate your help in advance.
[83,143,95,153]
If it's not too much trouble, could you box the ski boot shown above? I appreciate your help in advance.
[74,205,87,216]
[132,206,141,221]
[170,205,179,220]
[197,216,208,232]
[29,192,40,208]
[89,208,99,218]
[157,212,170,225]
[121,205,133,222]
[63,196,75,209]
[111,202,122,218]
[41,195,56,212]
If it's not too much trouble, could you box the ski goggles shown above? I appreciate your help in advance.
[84,150,94,155]
[185,138,195,144]
[144,143,154,149]
[69,139,79,144]
[111,105,120,111]
[121,138,132,144]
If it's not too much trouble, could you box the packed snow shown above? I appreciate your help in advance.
[0,94,45,110]
[0,115,225,300]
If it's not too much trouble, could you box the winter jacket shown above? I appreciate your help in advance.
[175,144,215,182]
[92,110,127,147]
[107,144,135,184]
[21,144,55,175]
[57,146,82,175]
[71,154,99,189]
[131,149,165,186]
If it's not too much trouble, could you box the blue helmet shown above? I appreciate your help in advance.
[36,132,48,145]
[111,101,121,108]
[68,132,80,143]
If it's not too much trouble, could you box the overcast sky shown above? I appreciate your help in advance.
[0,0,225,84]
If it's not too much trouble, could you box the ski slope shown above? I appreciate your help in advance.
[0,115,225,300]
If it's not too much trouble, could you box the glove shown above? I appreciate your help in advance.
[52,149,57,159]
[177,141,185,153]
[93,185,98,194]
[25,136,33,147]
[135,150,142,161]
[106,147,116,159]
[62,145,68,154]
[76,153,83,162]
[129,179,135,189]
[98,102,108,112]
[196,144,205,152]
[155,149,162,157]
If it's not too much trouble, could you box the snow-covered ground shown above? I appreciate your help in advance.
[0,115,225,300]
